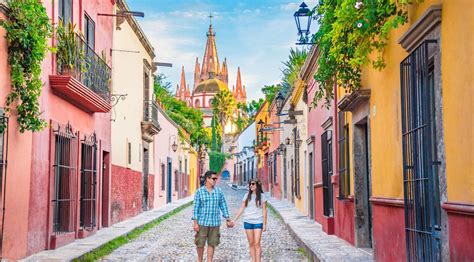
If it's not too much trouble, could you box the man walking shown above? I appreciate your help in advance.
[193,171,234,261]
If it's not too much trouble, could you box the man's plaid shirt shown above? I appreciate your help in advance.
[192,186,230,227]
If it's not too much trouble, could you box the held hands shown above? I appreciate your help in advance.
[226,219,235,228]
[193,222,200,232]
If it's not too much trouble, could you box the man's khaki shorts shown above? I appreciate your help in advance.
[195,225,220,247]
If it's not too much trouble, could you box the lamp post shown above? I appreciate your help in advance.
[294,2,313,45]
[275,92,285,112]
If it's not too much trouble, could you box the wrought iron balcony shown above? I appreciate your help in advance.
[141,100,161,142]
[50,32,112,113]
[57,33,111,101]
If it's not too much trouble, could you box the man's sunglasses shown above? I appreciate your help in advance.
[250,182,256,185]
[208,177,218,181]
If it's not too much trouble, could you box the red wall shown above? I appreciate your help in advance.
[148,174,155,210]
[111,165,143,224]
[447,212,474,261]
[372,204,405,262]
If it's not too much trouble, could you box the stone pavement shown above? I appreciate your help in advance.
[21,196,193,261]
[267,195,374,262]
[101,182,307,261]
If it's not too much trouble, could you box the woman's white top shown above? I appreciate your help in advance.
[242,192,267,224]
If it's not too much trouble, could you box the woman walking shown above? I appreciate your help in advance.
[233,180,267,262]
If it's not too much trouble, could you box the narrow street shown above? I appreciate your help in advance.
[102,181,307,261]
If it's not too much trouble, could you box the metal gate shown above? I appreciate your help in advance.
[400,40,441,261]
[80,133,97,230]
[0,115,8,256]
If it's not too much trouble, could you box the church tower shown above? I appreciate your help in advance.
[232,67,247,103]
[175,18,247,128]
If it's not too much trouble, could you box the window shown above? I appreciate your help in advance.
[161,163,166,191]
[80,134,97,229]
[52,124,77,234]
[322,131,334,217]
[273,153,278,184]
[58,0,72,25]
[338,111,350,199]
[127,142,131,165]
[185,159,188,175]
[401,40,441,260]
[84,13,95,49]
[174,170,179,191]
[293,128,301,198]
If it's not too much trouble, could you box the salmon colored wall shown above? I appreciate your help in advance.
[0,0,114,259]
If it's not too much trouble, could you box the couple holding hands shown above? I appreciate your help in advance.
[192,171,267,262]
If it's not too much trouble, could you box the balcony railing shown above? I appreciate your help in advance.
[143,100,159,128]
[57,33,111,102]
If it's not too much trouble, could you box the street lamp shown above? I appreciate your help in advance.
[172,141,178,152]
[275,92,285,112]
[294,2,313,45]
[258,119,265,130]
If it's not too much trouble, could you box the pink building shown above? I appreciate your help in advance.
[0,0,114,259]
[268,101,282,199]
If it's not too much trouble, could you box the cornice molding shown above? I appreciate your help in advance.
[398,5,442,52]
[337,89,371,112]
[116,1,155,59]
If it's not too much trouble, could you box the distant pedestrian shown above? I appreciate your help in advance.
[192,171,234,261]
[199,174,205,187]
[232,179,267,262]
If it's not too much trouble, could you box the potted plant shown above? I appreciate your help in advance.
[56,21,81,75]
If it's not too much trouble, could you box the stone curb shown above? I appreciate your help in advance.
[265,195,374,262]
[21,197,194,262]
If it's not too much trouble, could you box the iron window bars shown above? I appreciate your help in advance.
[80,133,97,230]
[56,33,111,102]
[0,114,8,254]
[322,131,334,217]
[293,128,301,198]
[401,40,441,262]
[52,123,77,234]
[338,111,350,199]
[143,100,159,128]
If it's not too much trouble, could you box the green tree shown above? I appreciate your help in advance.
[311,0,421,105]
[153,75,210,147]
[0,0,52,132]
[261,84,282,104]
[211,89,237,133]
[281,48,308,95]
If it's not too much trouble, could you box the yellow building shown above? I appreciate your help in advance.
[336,1,473,260]
[254,101,270,191]
[188,146,199,195]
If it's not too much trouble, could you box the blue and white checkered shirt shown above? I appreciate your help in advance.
[192,186,230,227]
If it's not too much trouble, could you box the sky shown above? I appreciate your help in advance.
[127,0,318,102]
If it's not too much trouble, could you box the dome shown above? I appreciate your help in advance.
[194,78,228,93]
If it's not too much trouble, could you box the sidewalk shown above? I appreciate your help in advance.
[266,195,374,262]
[22,196,193,262]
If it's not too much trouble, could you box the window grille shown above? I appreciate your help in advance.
[338,111,350,198]
[0,114,8,250]
[401,40,441,261]
[80,133,97,230]
[161,164,166,191]
[322,131,334,217]
[52,123,77,234]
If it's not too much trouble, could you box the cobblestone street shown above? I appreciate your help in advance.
[102,182,307,261]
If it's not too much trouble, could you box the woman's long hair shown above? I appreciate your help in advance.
[244,179,263,207]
